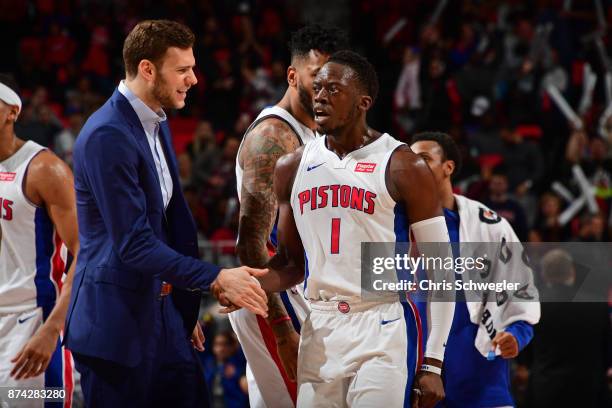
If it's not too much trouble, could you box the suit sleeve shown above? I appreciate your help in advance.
[82,125,221,290]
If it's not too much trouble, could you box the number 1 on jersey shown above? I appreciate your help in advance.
[331,218,341,254]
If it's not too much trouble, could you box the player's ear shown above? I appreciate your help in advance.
[7,106,19,122]
[287,66,298,88]
[138,59,156,82]
[359,95,373,112]
[444,160,455,178]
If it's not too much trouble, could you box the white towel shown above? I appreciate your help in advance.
[454,195,540,357]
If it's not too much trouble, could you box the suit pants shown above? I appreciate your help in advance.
[73,295,208,408]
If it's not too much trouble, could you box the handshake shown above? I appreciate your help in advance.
[210,266,269,316]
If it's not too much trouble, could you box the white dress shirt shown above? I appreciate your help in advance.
[118,81,173,209]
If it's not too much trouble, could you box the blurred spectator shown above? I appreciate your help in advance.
[201,136,240,237]
[483,166,529,241]
[499,126,543,194]
[65,76,105,118]
[16,87,63,147]
[526,249,610,408]
[394,47,421,136]
[184,184,209,236]
[202,331,248,408]
[188,120,222,189]
[178,152,193,188]
[45,22,76,70]
[532,192,571,242]
[575,213,608,242]
[53,110,84,166]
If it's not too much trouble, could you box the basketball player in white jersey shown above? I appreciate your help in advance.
[259,51,455,407]
[0,74,76,407]
[230,24,347,408]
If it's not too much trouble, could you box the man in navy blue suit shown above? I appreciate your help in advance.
[65,20,268,407]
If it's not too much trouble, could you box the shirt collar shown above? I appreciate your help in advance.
[118,80,167,126]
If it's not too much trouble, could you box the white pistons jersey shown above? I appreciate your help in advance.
[0,141,67,315]
[291,133,404,302]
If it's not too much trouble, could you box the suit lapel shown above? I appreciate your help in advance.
[112,89,163,203]
[112,89,164,197]
[158,122,180,194]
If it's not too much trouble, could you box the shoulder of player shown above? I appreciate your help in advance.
[243,117,301,156]
[27,149,73,182]
[388,144,430,177]
[25,150,73,205]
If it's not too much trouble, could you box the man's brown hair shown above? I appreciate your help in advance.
[123,20,195,78]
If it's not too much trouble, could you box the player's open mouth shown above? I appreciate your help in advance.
[177,90,187,98]
[314,109,329,119]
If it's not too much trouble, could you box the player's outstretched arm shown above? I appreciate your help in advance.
[11,151,79,380]
[235,120,302,380]
[258,149,306,293]
[388,146,455,408]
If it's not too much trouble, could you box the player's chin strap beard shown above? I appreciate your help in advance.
[0,82,22,120]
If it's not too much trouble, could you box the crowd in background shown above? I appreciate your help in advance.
[1,0,611,406]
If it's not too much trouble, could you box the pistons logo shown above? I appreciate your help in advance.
[337,301,350,314]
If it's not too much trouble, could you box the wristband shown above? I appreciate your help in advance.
[270,316,292,326]
[420,364,442,376]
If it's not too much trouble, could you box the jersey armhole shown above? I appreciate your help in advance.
[20,148,47,209]
[289,142,313,206]
[379,142,406,208]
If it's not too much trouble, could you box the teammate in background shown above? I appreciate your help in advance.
[259,51,455,407]
[230,24,347,407]
[410,131,540,408]
[0,74,76,406]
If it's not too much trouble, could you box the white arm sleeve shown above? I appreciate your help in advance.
[411,216,455,361]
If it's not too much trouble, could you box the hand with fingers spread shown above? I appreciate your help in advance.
[11,325,58,380]
[211,266,269,317]
[491,332,519,359]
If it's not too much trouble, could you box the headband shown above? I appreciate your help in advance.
[0,82,22,115]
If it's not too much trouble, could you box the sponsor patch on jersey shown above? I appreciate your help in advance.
[355,162,376,173]
[0,172,16,182]
[337,301,350,314]
[478,207,501,224]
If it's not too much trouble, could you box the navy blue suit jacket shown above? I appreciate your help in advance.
[65,89,221,367]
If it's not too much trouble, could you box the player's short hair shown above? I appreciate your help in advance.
[328,50,379,103]
[123,20,195,78]
[289,24,348,60]
[411,131,463,177]
[0,73,20,95]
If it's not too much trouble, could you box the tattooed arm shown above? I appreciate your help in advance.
[236,118,301,379]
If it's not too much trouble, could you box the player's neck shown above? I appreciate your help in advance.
[442,183,456,211]
[278,91,315,129]
[326,123,379,158]
[0,129,23,162]
[124,77,162,113]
